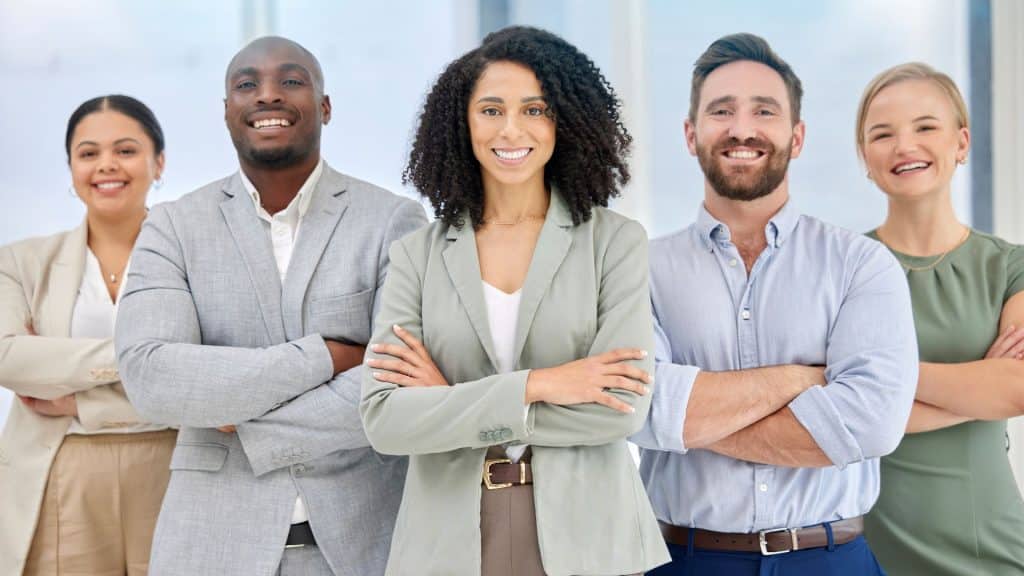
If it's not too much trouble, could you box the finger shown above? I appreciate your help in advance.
[392,325,431,360]
[372,370,431,387]
[1004,337,1024,360]
[596,348,648,364]
[371,342,421,366]
[366,358,420,378]
[988,326,1020,358]
[603,362,652,384]
[593,392,636,414]
[217,425,236,433]
[606,376,649,396]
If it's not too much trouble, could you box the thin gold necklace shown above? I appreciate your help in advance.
[480,214,546,226]
[881,226,971,273]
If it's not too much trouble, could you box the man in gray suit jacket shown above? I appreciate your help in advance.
[115,37,426,576]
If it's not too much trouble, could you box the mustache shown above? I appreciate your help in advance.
[244,104,295,121]
[712,136,775,153]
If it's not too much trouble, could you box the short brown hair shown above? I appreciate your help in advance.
[855,62,968,161]
[689,33,803,124]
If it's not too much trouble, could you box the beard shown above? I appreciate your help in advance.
[231,132,319,169]
[696,135,791,201]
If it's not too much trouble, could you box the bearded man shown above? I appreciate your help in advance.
[631,33,917,576]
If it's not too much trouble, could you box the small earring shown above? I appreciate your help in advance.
[866,171,873,180]
[957,157,967,165]
[153,178,163,191]
[68,186,77,197]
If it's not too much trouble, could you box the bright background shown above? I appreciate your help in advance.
[3,0,1022,486]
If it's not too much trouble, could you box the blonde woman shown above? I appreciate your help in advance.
[858,63,1024,575]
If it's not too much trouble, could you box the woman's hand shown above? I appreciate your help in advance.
[526,348,651,414]
[18,394,78,417]
[986,325,1024,359]
[369,325,449,387]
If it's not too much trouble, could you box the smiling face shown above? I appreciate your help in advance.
[69,109,164,218]
[467,60,555,191]
[860,79,969,201]
[224,38,330,169]
[685,60,804,201]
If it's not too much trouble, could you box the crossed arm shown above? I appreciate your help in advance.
[633,248,919,469]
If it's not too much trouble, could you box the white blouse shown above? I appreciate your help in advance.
[66,249,167,435]
[482,281,529,463]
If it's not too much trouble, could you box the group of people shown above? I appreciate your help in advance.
[0,25,1022,576]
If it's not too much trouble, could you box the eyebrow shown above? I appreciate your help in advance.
[752,96,782,108]
[867,115,941,133]
[476,96,545,104]
[74,137,142,150]
[704,96,735,112]
[278,62,313,79]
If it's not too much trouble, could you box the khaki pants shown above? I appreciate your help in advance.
[24,429,176,576]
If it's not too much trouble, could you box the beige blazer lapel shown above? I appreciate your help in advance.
[281,164,350,341]
[219,174,287,344]
[511,191,573,367]
[442,221,500,373]
[41,222,87,337]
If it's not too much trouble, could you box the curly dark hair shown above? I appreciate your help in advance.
[404,26,632,228]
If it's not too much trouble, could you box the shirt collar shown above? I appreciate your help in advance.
[696,199,800,252]
[240,157,324,221]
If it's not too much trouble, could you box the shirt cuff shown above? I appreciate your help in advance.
[631,362,700,453]
[788,385,864,469]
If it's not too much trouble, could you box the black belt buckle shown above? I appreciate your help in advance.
[286,521,316,549]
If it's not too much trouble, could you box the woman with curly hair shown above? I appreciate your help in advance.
[360,26,669,576]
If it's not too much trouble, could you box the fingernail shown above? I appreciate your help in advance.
[371,344,381,351]
[641,350,649,358]
[642,385,651,395]
[628,406,636,414]
[366,359,377,366]
[372,372,382,379]
[393,324,403,332]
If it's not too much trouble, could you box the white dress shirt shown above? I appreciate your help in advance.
[240,158,324,524]
[482,281,529,462]
[67,249,167,435]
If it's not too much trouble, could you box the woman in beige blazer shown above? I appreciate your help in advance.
[361,27,669,576]
[0,95,175,576]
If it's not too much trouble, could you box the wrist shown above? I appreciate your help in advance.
[525,369,547,404]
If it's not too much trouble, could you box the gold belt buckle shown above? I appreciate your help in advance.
[483,458,513,490]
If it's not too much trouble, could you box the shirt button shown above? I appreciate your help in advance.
[741,309,751,320]
[759,483,768,492]
[729,258,738,267]
[293,464,307,475]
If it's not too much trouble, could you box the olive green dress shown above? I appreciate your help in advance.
[864,230,1024,575]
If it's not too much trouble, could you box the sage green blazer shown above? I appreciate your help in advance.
[361,192,669,576]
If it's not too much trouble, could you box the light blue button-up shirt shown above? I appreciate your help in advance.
[632,201,918,533]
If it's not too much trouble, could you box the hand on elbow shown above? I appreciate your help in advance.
[525,348,651,414]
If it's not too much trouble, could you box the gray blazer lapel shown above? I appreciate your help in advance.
[512,191,573,366]
[442,222,500,373]
[219,174,286,344]
[281,165,350,341]
[45,222,88,337]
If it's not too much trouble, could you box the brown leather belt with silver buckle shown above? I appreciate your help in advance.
[659,517,863,556]
[482,458,534,490]
[285,521,316,548]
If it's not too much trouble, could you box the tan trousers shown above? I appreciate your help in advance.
[24,429,176,576]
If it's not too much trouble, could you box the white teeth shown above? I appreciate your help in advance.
[253,118,291,129]
[726,150,759,159]
[494,148,529,160]
[95,182,125,190]
[894,161,929,174]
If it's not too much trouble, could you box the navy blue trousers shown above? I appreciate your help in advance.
[647,536,886,576]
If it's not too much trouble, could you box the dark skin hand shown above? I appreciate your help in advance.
[217,339,365,433]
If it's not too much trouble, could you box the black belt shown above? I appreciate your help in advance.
[286,521,317,548]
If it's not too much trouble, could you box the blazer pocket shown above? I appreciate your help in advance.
[169,442,229,472]
[308,288,374,342]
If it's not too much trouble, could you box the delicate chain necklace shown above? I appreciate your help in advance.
[480,214,546,226]
[881,226,971,274]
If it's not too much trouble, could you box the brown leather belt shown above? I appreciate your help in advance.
[659,517,863,556]
[482,458,533,490]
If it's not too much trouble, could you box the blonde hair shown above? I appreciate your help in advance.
[855,62,969,161]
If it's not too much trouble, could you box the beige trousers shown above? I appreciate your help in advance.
[24,429,176,576]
